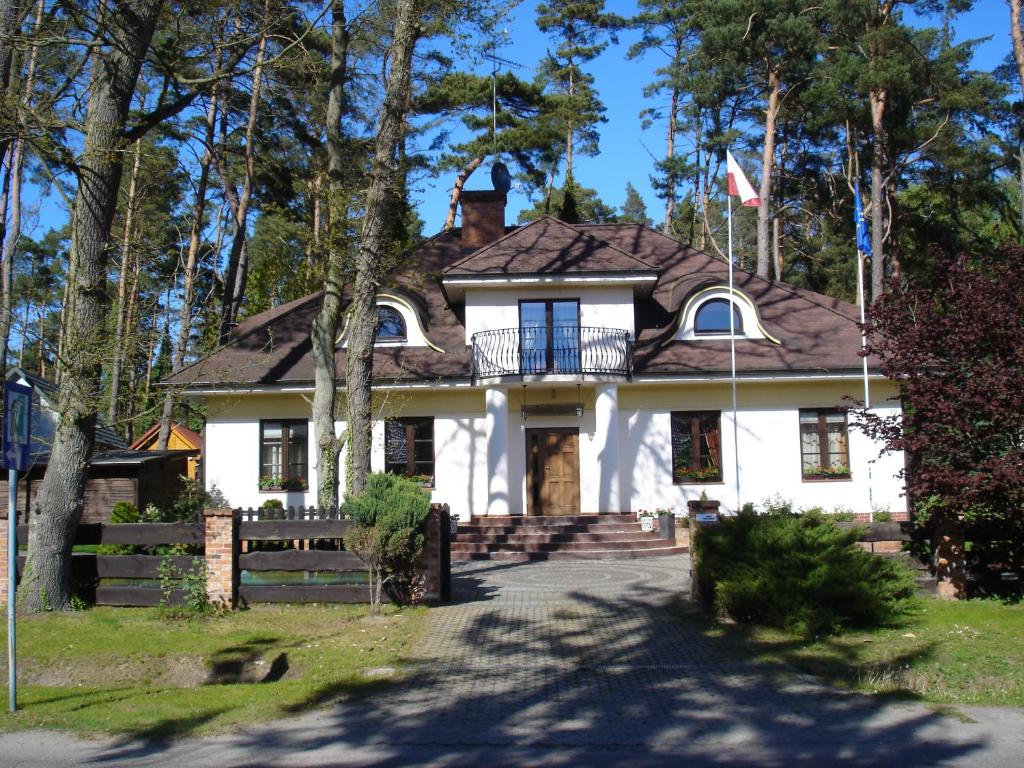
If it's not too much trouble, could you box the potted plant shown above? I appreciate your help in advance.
[638,509,656,532]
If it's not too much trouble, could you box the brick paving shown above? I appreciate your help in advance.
[2,555,1022,766]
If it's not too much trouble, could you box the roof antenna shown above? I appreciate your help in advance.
[482,32,520,194]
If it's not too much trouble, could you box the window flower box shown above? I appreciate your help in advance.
[802,464,850,481]
[673,466,723,484]
[258,475,308,492]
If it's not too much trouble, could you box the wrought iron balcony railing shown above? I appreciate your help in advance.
[471,326,633,379]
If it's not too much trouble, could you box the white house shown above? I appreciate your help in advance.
[167,191,906,522]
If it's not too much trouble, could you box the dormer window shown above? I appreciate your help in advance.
[375,306,406,342]
[694,299,743,335]
[675,288,779,343]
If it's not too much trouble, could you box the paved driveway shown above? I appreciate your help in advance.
[2,556,1023,766]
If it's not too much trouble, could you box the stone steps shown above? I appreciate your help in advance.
[451,514,687,561]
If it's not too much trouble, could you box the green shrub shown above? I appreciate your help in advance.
[695,509,916,636]
[158,555,213,618]
[829,505,857,522]
[343,473,432,611]
[98,502,140,556]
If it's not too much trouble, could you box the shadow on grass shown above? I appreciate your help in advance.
[114,708,232,744]
[676,597,940,701]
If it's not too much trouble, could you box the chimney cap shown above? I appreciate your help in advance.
[460,190,507,204]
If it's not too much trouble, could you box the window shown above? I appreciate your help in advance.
[671,411,723,483]
[694,299,743,335]
[385,417,434,483]
[800,409,850,479]
[259,420,308,491]
[519,299,580,373]
[375,305,406,341]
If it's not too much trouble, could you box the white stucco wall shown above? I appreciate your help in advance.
[200,379,906,518]
[463,285,636,344]
[203,389,487,511]
[619,380,906,516]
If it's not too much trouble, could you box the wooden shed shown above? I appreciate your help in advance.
[1,450,192,524]
[130,421,203,480]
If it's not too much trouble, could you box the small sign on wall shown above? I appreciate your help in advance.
[695,512,719,524]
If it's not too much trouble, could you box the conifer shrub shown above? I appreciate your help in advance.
[695,509,916,636]
[343,473,432,610]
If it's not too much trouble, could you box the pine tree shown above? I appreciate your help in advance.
[619,182,652,226]
[535,0,622,180]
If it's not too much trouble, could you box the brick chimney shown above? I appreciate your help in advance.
[459,190,506,248]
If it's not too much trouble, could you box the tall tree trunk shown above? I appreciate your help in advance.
[158,87,218,449]
[443,155,483,230]
[311,0,349,508]
[756,68,780,279]
[23,0,163,612]
[1009,1,1024,240]
[564,63,574,181]
[217,2,268,344]
[869,86,888,301]
[0,0,42,374]
[108,134,143,426]
[0,0,22,162]
[345,0,419,495]
[663,86,678,234]
[1010,0,1024,95]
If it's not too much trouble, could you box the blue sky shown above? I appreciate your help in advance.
[411,0,1013,232]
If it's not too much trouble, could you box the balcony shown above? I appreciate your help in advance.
[471,326,633,380]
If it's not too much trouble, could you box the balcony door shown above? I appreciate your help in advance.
[519,299,580,374]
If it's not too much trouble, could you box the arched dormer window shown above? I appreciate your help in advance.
[674,287,780,344]
[694,299,743,335]
[375,305,407,342]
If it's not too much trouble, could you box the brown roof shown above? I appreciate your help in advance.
[130,421,204,451]
[165,220,871,389]
[444,216,656,275]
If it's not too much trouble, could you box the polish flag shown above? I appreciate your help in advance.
[726,150,760,207]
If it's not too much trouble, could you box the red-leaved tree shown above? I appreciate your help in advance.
[857,246,1024,596]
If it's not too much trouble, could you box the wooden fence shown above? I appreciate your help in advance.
[11,521,203,606]
[4,503,451,608]
[237,506,364,604]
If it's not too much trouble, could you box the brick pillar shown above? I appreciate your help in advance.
[687,499,721,608]
[204,507,239,609]
[0,510,9,607]
[418,505,442,602]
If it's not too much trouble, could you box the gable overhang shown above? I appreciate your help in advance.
[441,272,658,302]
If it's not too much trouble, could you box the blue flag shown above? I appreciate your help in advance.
[854,183,872,258]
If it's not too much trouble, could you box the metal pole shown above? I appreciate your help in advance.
[8,467,17,712]
[728,195,740,513]
[856,250,875,522]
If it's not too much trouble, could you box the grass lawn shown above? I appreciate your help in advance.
[691,597,1024,707]
[1,603,427,738]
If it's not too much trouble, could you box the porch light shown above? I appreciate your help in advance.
[575,403,584,418]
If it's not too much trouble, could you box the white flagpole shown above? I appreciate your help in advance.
[728,195,740,513]
[856,246,874,521]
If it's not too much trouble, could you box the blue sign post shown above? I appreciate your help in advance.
[4,380,32,713]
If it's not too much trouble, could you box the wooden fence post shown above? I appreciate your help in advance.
[204,507,239,609]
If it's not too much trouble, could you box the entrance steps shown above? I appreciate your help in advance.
[450,514,688,561]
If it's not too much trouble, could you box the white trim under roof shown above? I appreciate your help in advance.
[442,272,657,301]
[178,370,885,395]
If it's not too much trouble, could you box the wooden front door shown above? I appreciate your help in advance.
[526,428,580,516]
